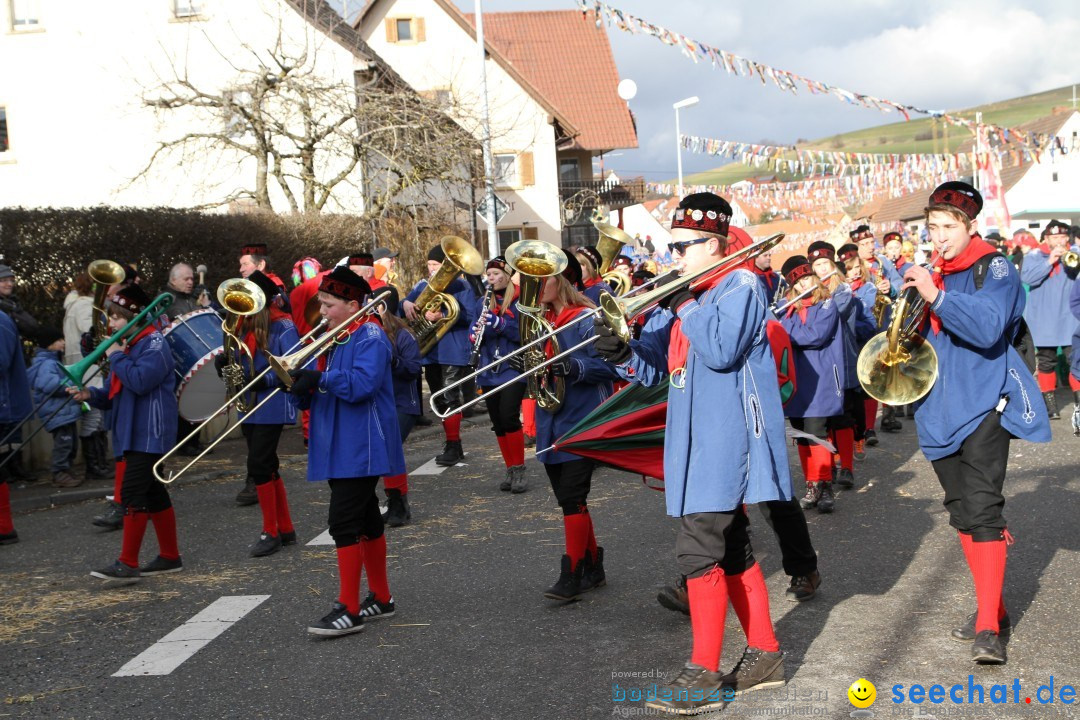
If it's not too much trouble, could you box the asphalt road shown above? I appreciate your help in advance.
[3,392,1080,720]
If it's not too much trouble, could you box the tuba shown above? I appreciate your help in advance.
[217,278,266,413]
[409,236,485,356]
[591,218,632,296]
[857,285,938,405]
[87,259,126,371]
[506,239,568,413]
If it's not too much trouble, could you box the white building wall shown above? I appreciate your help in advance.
[0,0,365,212]
[359,0,563,246]
[1003,113,1080,233]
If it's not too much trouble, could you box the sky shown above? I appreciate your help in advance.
[330,0,1080,182]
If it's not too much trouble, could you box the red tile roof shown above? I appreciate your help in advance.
[465,10,638,153]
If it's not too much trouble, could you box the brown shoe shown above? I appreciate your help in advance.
[52,471,83,488]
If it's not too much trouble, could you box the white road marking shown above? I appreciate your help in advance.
[112,595,270,677]
[307,529,333,546]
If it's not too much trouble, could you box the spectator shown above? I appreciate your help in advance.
[28,328,82,488]
[0,264,41,339]
[62,273,110,480]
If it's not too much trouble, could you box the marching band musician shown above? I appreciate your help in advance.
[531,251,618,603]
[1071,277,1080,431]
[1020,219,1080,419]
[232,270,300,558]
[69,285,183,583]
[838,242,888,445]
[290,267,406,637]
[575,246,610,305]
[901,181,1050,663]
[0,309,31,546]
[595,193,790,713]
[378,287,421,528]
[779,255,846,514]
[472,256,529,494]
[238,243,289,311]
[402,244,477,467]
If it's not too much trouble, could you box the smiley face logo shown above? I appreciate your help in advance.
[848,678,876,708]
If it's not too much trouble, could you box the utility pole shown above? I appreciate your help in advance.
[475,0,499,258]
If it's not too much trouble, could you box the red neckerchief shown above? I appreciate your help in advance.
[749,264,778,293]
[543,305,588,360]
[108,325,157,399]
[239,309,292,359]
[583,276,604,289]
[850,277,865,292]
[316,315,381,371]
[784,296,817,324]
[928,233,997,334]
[667,271,728,375]
[1037,244,1063,277]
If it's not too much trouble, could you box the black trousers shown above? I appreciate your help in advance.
[426,364,470,416]
[482,381,526,436]
[675,510,756,579]
[544,459,594,515]
[1036,346,1073,375]
[930,411,1011,542]
[327,476,383,547]
[122,451,171,513]
[845,387,867,438]
[241,423,283,485]
[759,499,818,577]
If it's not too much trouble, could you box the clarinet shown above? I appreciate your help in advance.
[468,283,496,368]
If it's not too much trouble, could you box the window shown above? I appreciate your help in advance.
[498,229,521,253]
[10,0,41,29]
[174,0,202,18]
[396,18,412,41]
[559,158,580,182]
[0,107,8,152]
[385,17,425,43]
[494,153,518,187]
[1053,172,1059,182]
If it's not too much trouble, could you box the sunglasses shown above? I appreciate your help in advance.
[671,237,712,256]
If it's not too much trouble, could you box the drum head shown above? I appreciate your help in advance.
[177,349,227,422]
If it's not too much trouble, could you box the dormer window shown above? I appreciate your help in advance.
[385,17,425,43]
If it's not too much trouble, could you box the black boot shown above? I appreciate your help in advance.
[1044,390,1060,420]
[816,482,835,513]
[543,555,584,602]
[580,546,606,592]
[434,440,464,467]
[92,501,124,531]
[657,575,690,615]
[235,476,258,506]
[92,431,113,478]
[82,434,109,480]
[384,489,411,527]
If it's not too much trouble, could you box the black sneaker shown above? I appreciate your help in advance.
[510,464,528,494]
[434,440,464,467]
[250,532,282,558]
[280,530,298,546]
[864,429,879,446]
[92,501,124,531]
[499,467,513,492]
[644,663,726,715]
[140,555,183,575]
[359,591,396,621]
[1044,391,1060,420]
[0,530,18,545]
[786,570,820,602]
[834,468,854,489]
[799,482,821,510]
[235,477,258,506]
[971,630,1007,664]
[720,646,786,696]
[307,602,364,637]
[543,554,583,602]
[951,612,1011,642]
[90,560,141,585]
[817,482,835,513]
[657,575,690,615]
[881,417,903,432]
[580,547,606,592]
[384,490,411,527]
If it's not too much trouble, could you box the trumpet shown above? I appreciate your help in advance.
[857,284,938,405]
[153,288,392,484]
[408,236,484,355]
[217,278,266,413]
[1063,250,1080,269]
[427,234,784,418]
[591,218,632,296]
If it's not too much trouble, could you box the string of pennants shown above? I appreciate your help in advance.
[580,0,1052,151]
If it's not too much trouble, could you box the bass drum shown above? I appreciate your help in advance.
[163,309,226,422]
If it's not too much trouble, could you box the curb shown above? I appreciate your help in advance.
[11,469,230,514]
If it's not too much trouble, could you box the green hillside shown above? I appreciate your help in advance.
[683,84,1077,187]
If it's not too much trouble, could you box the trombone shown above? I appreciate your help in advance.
[153,288,392,484]
[428,233,784,418]
[0,292,174,469]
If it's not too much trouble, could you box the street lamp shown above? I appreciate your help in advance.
[673,96,699,197]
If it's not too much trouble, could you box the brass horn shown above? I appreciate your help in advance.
[408,236,484,355]
[591,218,632,296]
[216,278,267,413]
[856,286,938,405]
[507,239,568,413]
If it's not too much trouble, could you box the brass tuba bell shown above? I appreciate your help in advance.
[216,278,266,413]
[591,218,633,296]
[857,287,938,405]
[408,236,485,356]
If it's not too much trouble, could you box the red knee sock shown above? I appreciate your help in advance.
[301,409,310,441]
[563,512,591,570]
[725,563,780,652]
[255,482,278,536]
[150,506,180,561]
[113,458,126,505]
[361,534,391,603]
[522,398,536,436]
[119,510,150,568]
[443,413,462,442]
[272,474,294,533]
[797,444,812,481]
[504,429,525,466]
[959,532,1008,632]
[1070,374,1080,392]
[688,567,728,672]
[383,473,409,495]
[1037,371,1058,393]
[864,399,878,430]
[585,512,598,561]
[835,427,854,471]
[336,543,364,615]
[0,482,13,535]
[494,434,512,468]
[807,444,833,482]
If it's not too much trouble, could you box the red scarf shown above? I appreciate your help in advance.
[783,296,817,324]
[1037,243,1064,277]
[108,325,157,399]
[316,315,381,371]
[928,233,997,334]
[666,271,729,375]
[544,304,588,360]
[849,277,865,292]
[583,276,604,289]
